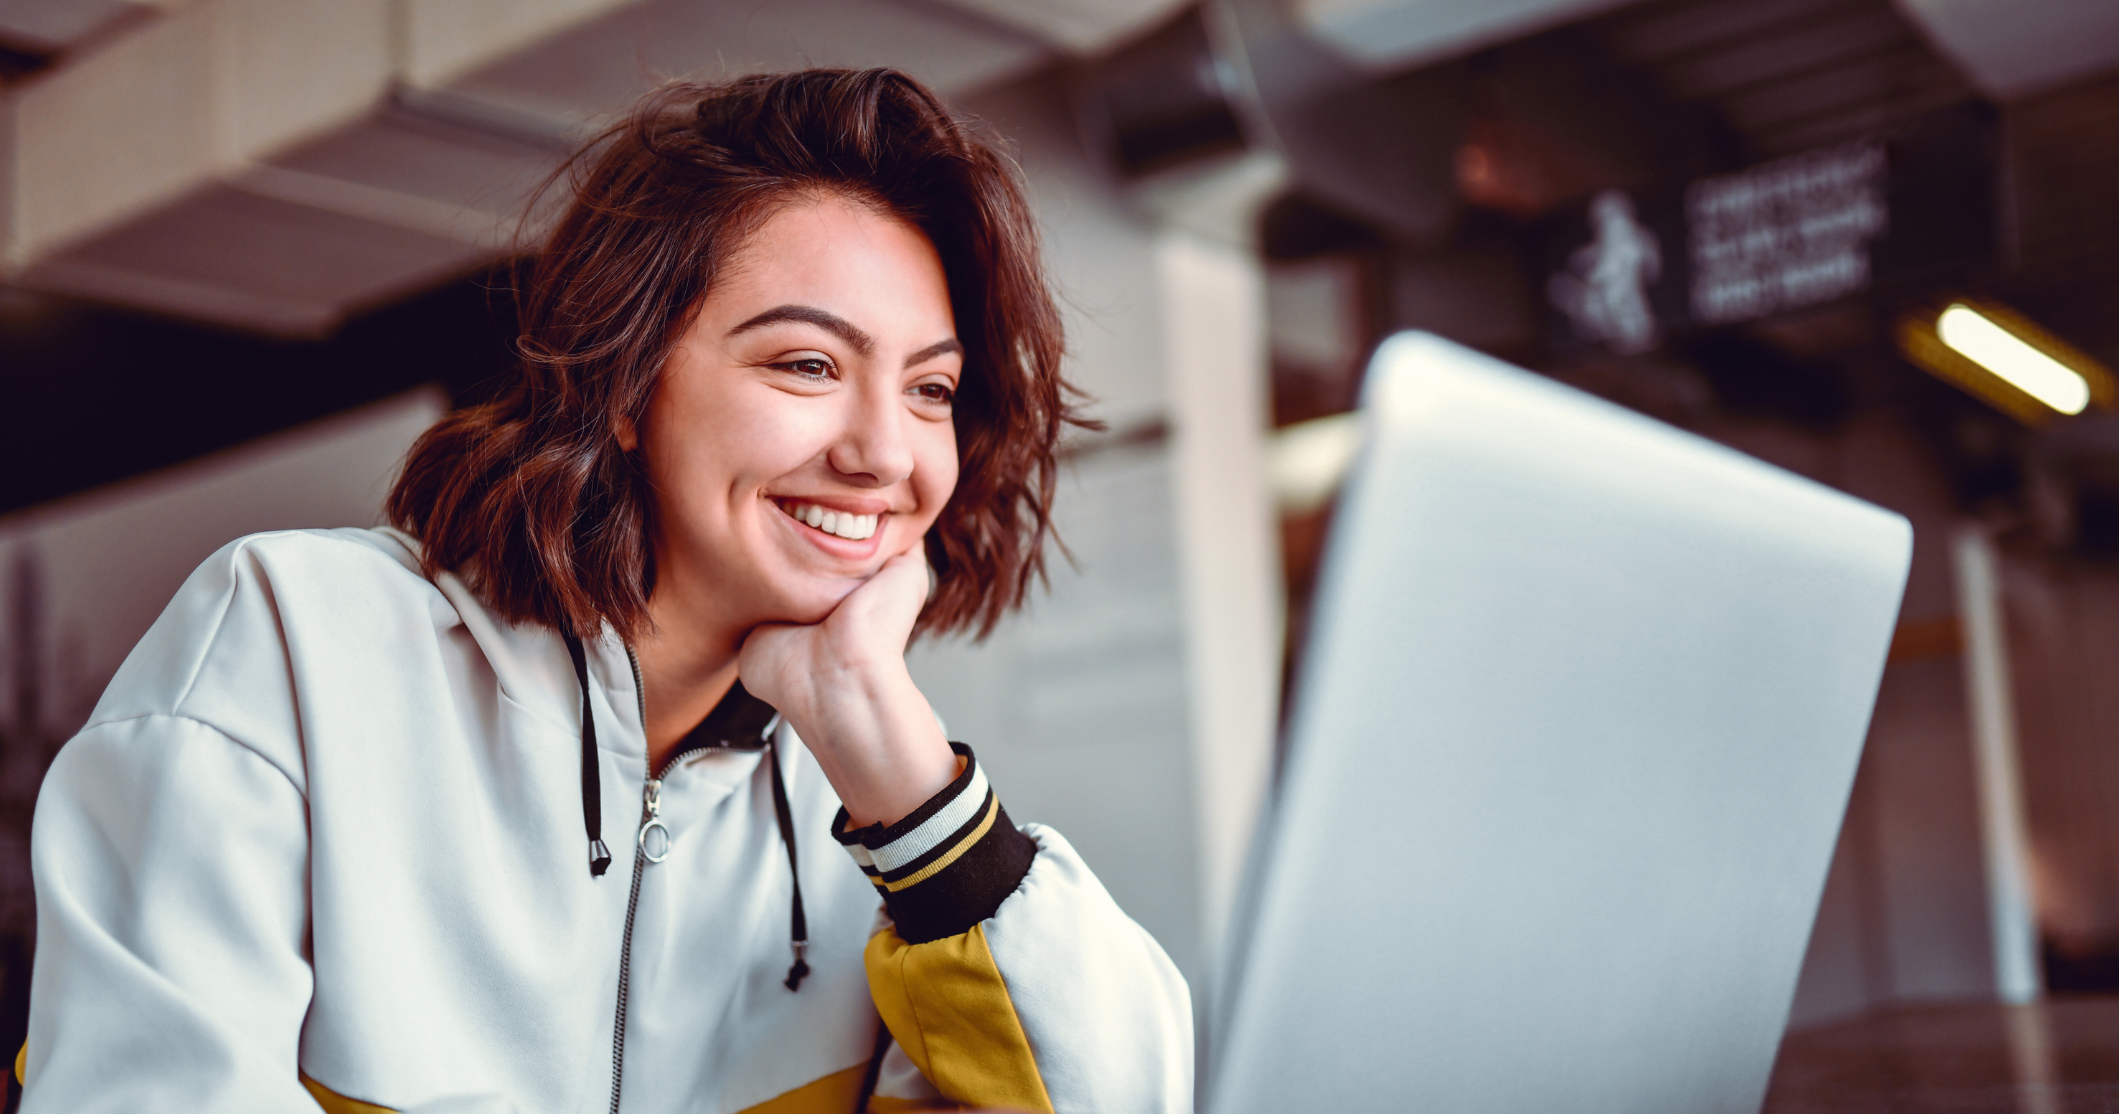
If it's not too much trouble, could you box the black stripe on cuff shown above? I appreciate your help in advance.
[832,744,1038,944]
[832,742,978,852]
[879,798,1037,944]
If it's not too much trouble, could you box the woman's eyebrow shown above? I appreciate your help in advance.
[727,304,874,358]
[905,338,963,369]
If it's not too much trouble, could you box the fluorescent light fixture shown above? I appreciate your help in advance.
[1937,303,2091,415]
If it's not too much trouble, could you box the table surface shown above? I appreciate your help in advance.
[1765,996,2119,1113]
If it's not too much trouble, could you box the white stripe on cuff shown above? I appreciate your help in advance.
[868,764,990,874]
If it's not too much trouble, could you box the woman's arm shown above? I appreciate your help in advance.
[24,715,319,1113]
[18,537,328,1113]
[20,534,524,1114]
[744,556,1194,1113]
[848,782,1195,1114]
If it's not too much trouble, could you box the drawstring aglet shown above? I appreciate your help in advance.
[589,839,612,876]
[784,940,811,992]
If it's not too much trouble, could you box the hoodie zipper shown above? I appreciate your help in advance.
[608,648,771,1114]
[608,645,652,1114]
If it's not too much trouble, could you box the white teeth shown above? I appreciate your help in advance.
[785,502,879,540]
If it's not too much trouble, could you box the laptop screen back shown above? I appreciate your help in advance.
[1210,334,1911,1114]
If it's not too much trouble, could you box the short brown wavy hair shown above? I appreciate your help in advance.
[389,68,1085,643]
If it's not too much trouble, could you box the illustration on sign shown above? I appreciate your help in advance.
[1548,190,1664,355]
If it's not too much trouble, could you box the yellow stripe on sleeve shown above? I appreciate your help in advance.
[731,1063,872,1113]
[302,1067,886,1114]
[866,1096,964,1113]
[864,923,1055,1114]
[302,1073,399,1114]
[882,796,999,893]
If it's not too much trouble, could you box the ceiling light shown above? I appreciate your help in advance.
[1936,303,2090,415]
[1895,300,2112,426]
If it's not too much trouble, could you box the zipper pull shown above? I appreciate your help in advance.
[639,778,671,864]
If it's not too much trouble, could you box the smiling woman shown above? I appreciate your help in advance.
[623,198,971,823]
[393,73,1070,652]
[16,70,1192,1114]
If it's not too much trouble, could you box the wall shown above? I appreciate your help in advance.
[910,68,1203,983]
[2005,554,2119,968]
[0,386,446,727]
[911,66,1283,1009]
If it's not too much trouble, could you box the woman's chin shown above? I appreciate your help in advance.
[756,577,861,627]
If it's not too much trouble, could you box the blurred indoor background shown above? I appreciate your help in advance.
[5,0,2119,1106]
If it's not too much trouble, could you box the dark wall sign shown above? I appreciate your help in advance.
[1541,105,1996,355]
[1687,143,1888,327]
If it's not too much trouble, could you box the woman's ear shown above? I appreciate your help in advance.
[614,414,640,453]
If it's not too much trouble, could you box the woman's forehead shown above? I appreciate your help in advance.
[708,201,955,344]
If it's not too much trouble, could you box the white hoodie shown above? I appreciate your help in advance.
[20,527,1191,1114]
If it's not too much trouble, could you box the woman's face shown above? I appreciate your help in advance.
[635,195,962,630]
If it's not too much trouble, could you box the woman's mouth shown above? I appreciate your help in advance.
[775,499,880,541]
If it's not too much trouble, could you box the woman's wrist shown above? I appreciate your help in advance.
[786,659,958,828]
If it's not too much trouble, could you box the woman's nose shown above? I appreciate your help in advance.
[825,385,915,488]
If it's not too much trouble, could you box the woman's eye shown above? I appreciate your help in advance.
[772,357,836,381]
[913,382,955,405]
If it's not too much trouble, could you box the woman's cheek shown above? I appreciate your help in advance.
[917,422,959,501]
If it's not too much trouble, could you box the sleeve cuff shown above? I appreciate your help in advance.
[832,743,1038,944]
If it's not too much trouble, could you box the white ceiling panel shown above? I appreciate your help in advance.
[0,0,146,53]
[441,0,1052,128]
[1290,0,1638,70]
[3,0,1064,336]
[263,99,570,244]
[1898,0,2119,99]
[933,0,1191,54]
[21,185,491,335]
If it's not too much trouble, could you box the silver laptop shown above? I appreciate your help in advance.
[1209,333,1910,1114]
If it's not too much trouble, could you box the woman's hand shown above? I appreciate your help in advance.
[738,551,959,828]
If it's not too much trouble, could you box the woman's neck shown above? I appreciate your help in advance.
[633,581,744,771]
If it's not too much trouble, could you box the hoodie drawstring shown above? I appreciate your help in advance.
[565,633,808,991]
[565,634,614,877]
[767,737,811,991]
